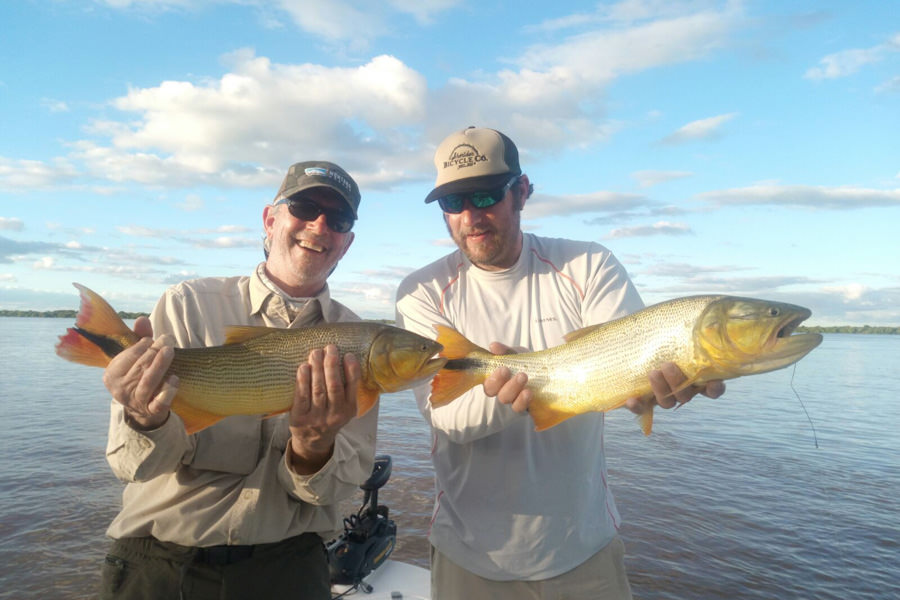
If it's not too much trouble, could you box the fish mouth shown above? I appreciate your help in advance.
[423,356,448,374]
[775,311,807,339]
[768,309,822,361]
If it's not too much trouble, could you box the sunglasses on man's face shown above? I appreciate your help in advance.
[437,176,521,214]
[274,196,355,233]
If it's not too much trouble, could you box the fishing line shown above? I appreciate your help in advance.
[790,364,818,449]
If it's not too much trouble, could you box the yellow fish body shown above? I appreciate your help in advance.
[56,283,446,434]
[430,295,822,434]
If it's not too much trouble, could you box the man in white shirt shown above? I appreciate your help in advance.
[396,127,724,599]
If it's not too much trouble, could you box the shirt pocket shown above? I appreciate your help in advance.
[186,416,262,474]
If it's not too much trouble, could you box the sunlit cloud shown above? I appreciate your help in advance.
[631,170,693,188]
[605,221,692,239]
[660,113,737,145]
[804,32,900,80]
[699,184,900,209]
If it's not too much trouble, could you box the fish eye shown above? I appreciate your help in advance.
[768,307,780,317]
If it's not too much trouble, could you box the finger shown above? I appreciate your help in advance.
[646,369,674,409]
[703,380,726,399]
[625,394,656,415]
[496,372,528,406]
[322,345,347,406]
[133,316,153,339]
[488,342,513,355]
[509,387,533,414]
[341,352,361,416]
[483,366,512,397]
[292,362,313,418]
[147,374,179,415]
[307,348,328,412]
[132,343,175,405]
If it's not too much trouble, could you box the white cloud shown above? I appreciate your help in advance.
[631,170,693,188]
[525,191,649,219]
[605,221,692,239]
[76,51,427,187]
[660,112,737,145]
[0,217,24,231]
[822,283,868,302]
[699,184,900,209]
[0,157,80,191]
[804,32,900,80]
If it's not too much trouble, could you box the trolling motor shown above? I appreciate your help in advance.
[327,455,397,593]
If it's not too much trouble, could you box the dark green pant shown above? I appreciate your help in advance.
[99,533,330,600]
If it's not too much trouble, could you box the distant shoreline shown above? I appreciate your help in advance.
[1,310,148,320]
[1,311,896,334]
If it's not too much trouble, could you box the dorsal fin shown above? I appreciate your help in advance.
[563,323,604,344]
[224,325,282,345]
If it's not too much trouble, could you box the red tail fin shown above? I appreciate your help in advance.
[55,283,140,368]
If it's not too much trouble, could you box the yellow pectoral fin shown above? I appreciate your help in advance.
[528,402,578,431]
[171,396,225,435]
[429,369,483,407]
[356,387,380,417]
[639,406,654,436]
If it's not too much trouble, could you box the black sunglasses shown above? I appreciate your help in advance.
[437,176,520,214]
[274,196,355,233]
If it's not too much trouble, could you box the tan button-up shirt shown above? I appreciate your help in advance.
[105,265,378,546]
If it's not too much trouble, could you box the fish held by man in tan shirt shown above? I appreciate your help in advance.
[430,295,823,435]
[56,283,446,434]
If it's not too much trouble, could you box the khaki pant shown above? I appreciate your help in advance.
[431,536,633,600]
[99,533,329,600]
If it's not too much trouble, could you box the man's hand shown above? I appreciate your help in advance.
[102,316,178,430]
[625,362,725,415]
[288,345,360,475]
[482,342,532,414]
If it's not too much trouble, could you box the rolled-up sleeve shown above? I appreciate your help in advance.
[106,402,192,482]
[277,408,377,506]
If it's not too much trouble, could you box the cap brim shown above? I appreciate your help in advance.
[424,172,516,203]
[280,183,358,217]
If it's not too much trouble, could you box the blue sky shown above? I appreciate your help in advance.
[1,0,898,325]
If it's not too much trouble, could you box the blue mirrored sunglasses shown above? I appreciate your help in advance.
[437,176,521,214]
[273,196,355,233]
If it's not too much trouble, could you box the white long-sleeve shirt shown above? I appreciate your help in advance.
[395,233,643,580]
[105,264,378,546]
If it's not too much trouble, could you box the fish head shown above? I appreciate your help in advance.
[368,328,447,392]
[695,296,823,376]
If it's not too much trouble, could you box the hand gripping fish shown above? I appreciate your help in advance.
[56,283,446,434]
[429,295,823,435]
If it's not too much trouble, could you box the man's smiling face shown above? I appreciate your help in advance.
[262,187,355,297]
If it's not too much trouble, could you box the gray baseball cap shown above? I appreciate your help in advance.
[274,161,361,217]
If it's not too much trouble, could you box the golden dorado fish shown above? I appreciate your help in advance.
[430,295,822,435]
[56,283,446,434]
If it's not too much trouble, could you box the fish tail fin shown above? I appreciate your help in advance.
[55,283,140,367]
[356,387,380,417]
[530,403,577,431]
[429,325,489,407]
[430,369,484,408]
[433,325,484,360]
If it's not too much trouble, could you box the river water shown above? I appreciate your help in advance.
[0,318,897,599]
